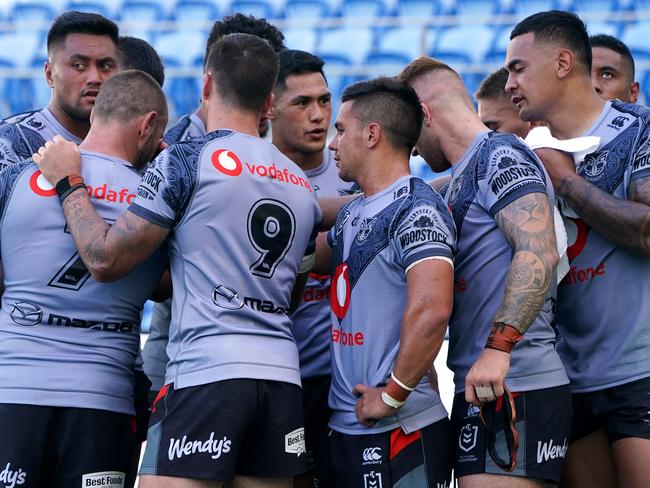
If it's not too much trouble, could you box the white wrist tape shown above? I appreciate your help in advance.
[381,391,405,409]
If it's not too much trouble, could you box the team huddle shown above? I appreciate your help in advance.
[0,7,648,488]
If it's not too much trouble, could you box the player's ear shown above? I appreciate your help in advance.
[366,122,381,148]
[202,72,213,101]
[420,102,432,127]
[556,48,575,79]
[139,111,159,137]
[44,60,54,88]
[630,81,640,103]
[262,92,275,119]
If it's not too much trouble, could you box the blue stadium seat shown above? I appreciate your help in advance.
[340,0,385,25]
[283,27,318,52]
[9,2,55,32]
[119,0,165,29]
[284,0,330,28]
[320,55,354,116]
[621,21,650,59]
[317,27,374,64]
[369,26,436,65]
[433,25,495,63]
[0,32,40,68]
[510,0,559,17]
[452,0,503,16]
[228,0,277,18]
[65,0,112,17]
[586,21,621,37]
[155,30,205,66]
[484,26,511,64]
[571,0,620,14]
[173,0,219,25]
[396,0,439,20]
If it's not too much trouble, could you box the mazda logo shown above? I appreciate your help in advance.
[212,284,244,310]
[10,301,43,326]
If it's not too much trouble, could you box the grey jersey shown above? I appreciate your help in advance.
[327,176,455,434]
[130,129,322,389]
[556,101,650,392]
[291,150,358,380]
[142,110,208,391]
[0,151,166,414]
[445,131,569,394]
[0,108,82,171]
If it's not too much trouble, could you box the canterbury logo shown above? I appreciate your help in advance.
[362,447,382,462]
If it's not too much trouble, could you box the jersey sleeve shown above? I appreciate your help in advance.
[0,159,31,219]
[630,122,650,182]
[128,145,197,229]
[307,202,323,256]
[392,201,456,272]
[0,123,36,172]
[478,143,548,217]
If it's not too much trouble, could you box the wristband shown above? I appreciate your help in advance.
[384,378,410,403]
[381,391,405,409]
[485,322,523,354]
[55,174,86,203]
[391,372,416,392]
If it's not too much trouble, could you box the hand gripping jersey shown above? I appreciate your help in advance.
[0,151,166,415]
[327,176,455,434]
[130,129,322,389]
[445,131,569,394]
[556,100,650,392]
[290,149,358,380]
[0,108,82,171]
[142,111,208,391]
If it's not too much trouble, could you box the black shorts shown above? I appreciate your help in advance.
[134,368,152,443]
[302,375,333,486]
[451,384,572,484]
[0,403,135,488]
[139,379,308,481]
[571,375,650,443]
[329,418,452,488]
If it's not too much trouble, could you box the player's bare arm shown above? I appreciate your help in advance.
[465,192,558,405]
[537,147,650,257]
[353,258,453,426]
[319,195,356,230]
[33,136,169,282]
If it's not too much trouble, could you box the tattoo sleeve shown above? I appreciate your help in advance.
[494,192,558,335]
[61,188,169,281]
[558,173,650,257]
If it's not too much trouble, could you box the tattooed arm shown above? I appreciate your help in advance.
[537,147,650,257]
[465,192,558,405]
[58,189,169,282]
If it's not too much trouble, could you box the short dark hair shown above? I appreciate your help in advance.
[47,11,118,53]
[276,49,327,91]
[341,77,423,153]
[590,33,635,80]
[511,10,592,73]
[475,67,510,101]
[93,69,167,124]
[204,13,285,65]
[206,33,279,113]
[118,36,165,87]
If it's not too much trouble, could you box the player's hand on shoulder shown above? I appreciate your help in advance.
[464,348,511,406]
[533,147,576,192]
[33,135,81,187]
[352,384,395,427]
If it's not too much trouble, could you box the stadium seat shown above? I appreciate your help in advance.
[586,21,621,37]
[433,24,496,63]
[509,0,559,17]
[396,0,439,20]
[173,0,219,28]
[227,0,277,19]
[571,0,620,14]
[621,21,650,59]
[340,0,385,25]
[64,0,112,17]
[155,30,205,66]
[0,32,41,68]
[284,0,330,28]
[320,55,354,116]
[369,26,436,65]
[119,0,165,30]
[452,0,503,16]
[283,27,318,52]
[484,26,511,63]
[317,27,374,64]
[9,2,55,32]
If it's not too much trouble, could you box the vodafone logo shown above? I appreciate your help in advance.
[565,217,590,261]
[331,262,351,320]
[29,170,56,197]
[211,149,242,176]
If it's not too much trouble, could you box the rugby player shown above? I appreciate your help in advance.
[0,70,167,487]
[143,14,287,400]
[399,57,571,487]
[506,11,650,488]
[268,48,356,488]
[0,11,118,169]
[118,35,165,87]
[314,77,455,487]
[591,34,639,103]
[475,67,534,138]
[35,33,322,488]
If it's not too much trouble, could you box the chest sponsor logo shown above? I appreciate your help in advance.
[168,432,232,461]
[302,285,329,303]
[362,447,382,466]
[331,324,364,346]
[536,438,568,463]
[285,428,306,456]
[363,471,383,488]
[211,149,313,192]
[9,301,43,326]
[582,151,608,179]
[30,170,136,203]
[212,284,244,310]
[356,218,377,242]
[0,463,26,488]
[458,424,478,453]
[331,263,351,320]
[81,471,125,488]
